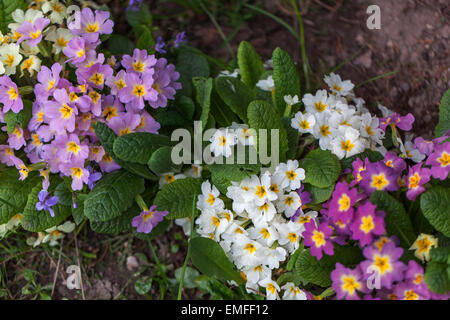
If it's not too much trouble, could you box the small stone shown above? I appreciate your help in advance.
[126,256,139,271]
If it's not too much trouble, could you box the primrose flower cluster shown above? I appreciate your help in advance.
[287,73,415,160]
[0,4,180,212]
[193,160,317,300]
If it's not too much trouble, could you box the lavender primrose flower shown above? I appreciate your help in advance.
[132,205,168,234]
[63,37,87,64]
[121,48,157,75]
[16,18,50,47]
[118,73,157,110]
[148,57,181,108]
[34,63,62,99]
[69,8,114,43]
[36,190,59,217]
[0,75,23,113]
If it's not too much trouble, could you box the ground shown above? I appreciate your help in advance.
[2,0,449,300]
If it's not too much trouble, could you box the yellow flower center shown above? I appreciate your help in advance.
[360,215,375,234]
[341,276,360,295]
[255,186,267,198]
[437,152,450,167]
[338,194,350,211]
[132,84,146,97]
[85,23,99,33]
[370,173,389,190]
[314,101,327,112]
[90,72,104,86]
[71,167,83,179]
[133,61,145,72]
[286,170,297,181]
[206,193,215,206]
[59,104,73,119]
[103,107,118,121]
[260,228,270,239]
[67,142,80,154]
[408,173,420,189]
[5,54,15,67]
[341,140,355,152]
[320,125,331,137]
[7,86,17,100]
[373,255,391,275]
[312,230,325,247]
[244,243,256,254]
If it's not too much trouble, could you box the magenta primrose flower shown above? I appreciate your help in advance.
[328,181,358,224]
[379,112,415,132]
[331,263,367,300]
[350,201,385,247]
[303,221,334,260]
[0,75,23,113]
[360,161,400,194]
[16,17,50,46]
[360,242,406,290]
[425,141,450,180]
[132,205,168,234]
[393,280,430,300]
[405,163,431,201]
[382,151,406,173]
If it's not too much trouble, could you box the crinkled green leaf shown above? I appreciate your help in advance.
[147,146,182,175]
[193,77,213,130]
[300,149,341,188]
[370,191,416,248]
[215,76,255,123]
[113,132,171,164]
[237,41,265,88]
[175,95,195,120]
[84,170,145,222]
[247,100,288,163]
[0,0,27,34]
[22,177,72,232]
[0,169,41,224]
[341,149,383,170]
[107,34,134,55]
[304,183,334,204]
[272,47,301,114]
[153,177,202,219]
[435,89,450,137]
[420,186,450,237]
[430,247,450,264]
[425,261,450,294]
[294,245,363,287]
[190,237,243,284]
[176,50,209,97]
[4,100,32,134]
[72,194,87,225]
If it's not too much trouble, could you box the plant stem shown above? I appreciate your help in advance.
[290,0,310,91]
[177,195,196,300]
[148,240,168,298]
[135,194,149,212]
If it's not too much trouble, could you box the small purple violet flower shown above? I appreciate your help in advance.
[36,189,59,217]
[132,205,168,234]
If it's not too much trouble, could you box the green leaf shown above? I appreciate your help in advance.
[208,154,261,194]
[247,100,288,163]
[370,191,416,248]
[272,47,301,114]
[54,182,72,207]
[90,210,135,234]
[194,275,235,300]
[175,267,200,289]
[175,95,195,120]
[435,89,450,137]
[190,237,243,284]
[214,76,255,122]
[304,183,334,204]
[430,247,450,264]
[0,0,26,34]
[282,117,299,160]
[153,177,202,219]
[134,277,152,295]
[425,261,450,294]
[107,34,134,55]
[93,122,157,180]
[4,100,32,134]
[113,132,171,164]
[135,24,155,50]
[84,170,145,222]
[22,178,72,232]
[176,50,209,97]
[72,194,87,225]
[420,186,450,237]
[147,146,181,175]
[193,77,213,130]
[126,4,151,27]
[300,149,341,188]
[294,245,363,287]
[341,149,383,170]
[209,88,240,127]
[0,169,41,224]
[237,41,265,88]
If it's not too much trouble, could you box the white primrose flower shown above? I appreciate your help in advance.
[196,209,232,241]
[303,89,332,114]
[276,221,304,254]
[26,232,46,247]
[281,282,307,300]
[331,126,365,159]
[256,75,274,92]
[273,160,305,191]
[359,113,384,146]
[231,236,263,269]
[158,172,186,189]
[184,164,202,178]
[42,221,76,246]
[276,191,301,218]
[283,94,299,106]
[259,246,287,269]
[20,55,41,76]
[0,43,22,75]
[243,264,271,285]
[230,122,255,146]
[329,103,361,129]
[377,103,394,118]
[292,210,318,227]
[249,172,278,206]
[399,138,426,163]
[42,0,67,24]
[324,72,355,96]
[0,214,22,238]
[259,278,280,300]
[247,223,279,247]
[246,200,277,227]
[218,68,239,78]
[221,221,248,245]
[291,111,316,135]
[263,59,273,69]
[197,180,224,212]
[175,218,192,237]
[45,27,74,54]
[210,128,238,158]
[226,177,254,216]
[9,8,44,33]
[312,111,335,150]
